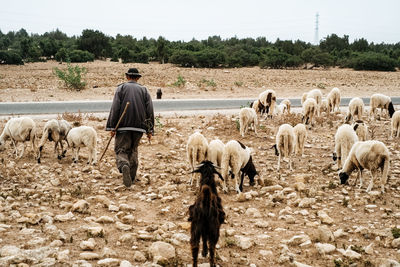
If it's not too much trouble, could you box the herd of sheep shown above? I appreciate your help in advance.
[186,88,398,196]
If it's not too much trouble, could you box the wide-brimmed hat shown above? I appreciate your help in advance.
[125,68,142,77]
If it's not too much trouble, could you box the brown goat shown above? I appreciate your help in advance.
[188,160,225,267]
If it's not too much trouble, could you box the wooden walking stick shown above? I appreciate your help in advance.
[99,101,130,163]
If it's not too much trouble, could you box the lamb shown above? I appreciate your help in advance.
[258,89,276,117]
[250,99,265,115]
[370,93,395,119]
[302,89,322,116]
[0,117,37,159]
[188,160,225,267]
[239,107,258,137]
[37,119,72,163]
[339,140,390,193]
[320,98,329,114]
[333,124,359,169]
[272,124,295,171]
[293,123,307,156]
[276,99,291,115]
[302,98,317,126]
[207,139,225,167]
[221,140,257,193]
[391,110,400,138]
[187,132,209,187]
[345,97,365,122]
[352,120,368,141]
[327,87,341,113]
[66,126,97,165]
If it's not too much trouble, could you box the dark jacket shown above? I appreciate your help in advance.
[106,81,154,134]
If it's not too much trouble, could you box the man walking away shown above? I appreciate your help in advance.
[106,68,154,187]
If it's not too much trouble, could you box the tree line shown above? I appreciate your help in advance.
[0,28,399,71]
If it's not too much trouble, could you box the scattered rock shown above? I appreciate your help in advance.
[315,243,336,254]
[72,200,89,213]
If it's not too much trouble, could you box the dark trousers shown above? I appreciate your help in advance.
[114,131,143,181]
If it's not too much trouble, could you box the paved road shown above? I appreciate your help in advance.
[1,97,400,115]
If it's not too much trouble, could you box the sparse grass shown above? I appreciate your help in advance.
[350,244,364,254]
[225,238,237,247]
[235,118,240,131]
[328,181,337,189]
[198,78,217,87]
[392,227,400,239]
[60,111,83,126]
[171,75,186,87]
[342,198,349,207]
[317,83,326,89]
[234,81,243,87]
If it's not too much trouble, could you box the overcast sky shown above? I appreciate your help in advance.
[1,0,399,44]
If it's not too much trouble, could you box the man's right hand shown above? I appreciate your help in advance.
[110,131,116,137]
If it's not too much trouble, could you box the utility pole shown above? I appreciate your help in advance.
[314,12,319,45]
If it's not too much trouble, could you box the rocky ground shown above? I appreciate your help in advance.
[0,110,400,267]
[0,61,400,102]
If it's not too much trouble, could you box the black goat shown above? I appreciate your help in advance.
[188,160,225,267]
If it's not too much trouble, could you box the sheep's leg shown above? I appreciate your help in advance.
[18,142,25,159]
[366,171,375,192]
[209,242,216,267]
[234,171,240,194]
[288,158,293,171]
[277,155,281,172]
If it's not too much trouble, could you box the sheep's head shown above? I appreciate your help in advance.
[244,156,257,186]
[339,172,349,185]
[388,102,395,118]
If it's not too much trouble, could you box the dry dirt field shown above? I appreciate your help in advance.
[1,62,400,267]
[0,61,400,102]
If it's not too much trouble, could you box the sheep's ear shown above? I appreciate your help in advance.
[353,124,359,131]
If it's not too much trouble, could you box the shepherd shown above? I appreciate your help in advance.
[106,68,154,187]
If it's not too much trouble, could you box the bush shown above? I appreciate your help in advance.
[352,52,397,71]
[169,50,197,67]
[53,63,87,90]
[55,48,70,62]
[0,50,23,65]
[260,49,289,69]
[69,50,94,62]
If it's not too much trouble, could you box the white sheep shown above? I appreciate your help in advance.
[327,87,341,113]
[0,117,37,159]
[345,97,365,122]
[339,140,390,193]
[272,124,295,171]
[302,89,322,116]
[333,124,359,169]
[221,140,257,193]
[239,107,258,137]
[187,131,208,186]
[320,98,329,114]
[293,123,307,156]
[302,98,317,126]
[66,126,97,165]
[391,110,400,138]
[370,93,395,119]
[250,99,264,115]
[352,120,368,141]
[276,99,291,115]
[38,119,72,163]
[207,139,225,167]
[258,89,276,117]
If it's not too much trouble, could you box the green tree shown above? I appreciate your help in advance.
[156,36,167,64]
[78,29,112,59]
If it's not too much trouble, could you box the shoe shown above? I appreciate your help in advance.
[122,165,132,187]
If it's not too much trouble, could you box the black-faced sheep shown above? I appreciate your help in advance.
[333,124,359,169]
[293,123,307,156]
[327,87,341,113]
[239,107,258,137]
[352,120,368,141]
[0,117,37,159]
[38,119,72,163]
[345,97,365,123]
[272,124,295,171]
[188,160,225,267]
[370,93,395,119]
[339,140,390,193]
[258,89,276,117]
[221,140,257,193]
[66,126,97,165]
[187,132,208,187]
[207,139,225,167]
[250,99,265,115]
[302,98,317,126]
[391,110,400,138]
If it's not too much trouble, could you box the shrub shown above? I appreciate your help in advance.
[352,52,397,71]
[55,48,70,62]
[169,50,197,67]
[171,75,186,87]
[53,63,87,90]
[0,50,23,65]
[260,49,288,69]
[69,50,95,62]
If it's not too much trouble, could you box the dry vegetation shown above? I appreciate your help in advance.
[0,110,400,266]
[0,61,400,102]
